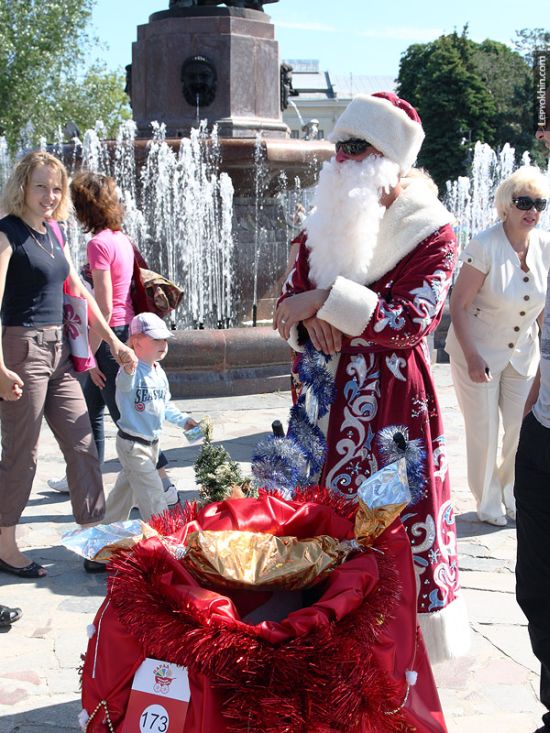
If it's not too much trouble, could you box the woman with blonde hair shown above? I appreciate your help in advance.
[446,165,550,526]
[0,151,137,578]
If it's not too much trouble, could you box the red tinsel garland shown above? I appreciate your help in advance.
[105,491,413,733]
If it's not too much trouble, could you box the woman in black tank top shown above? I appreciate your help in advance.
[0,151,138,579]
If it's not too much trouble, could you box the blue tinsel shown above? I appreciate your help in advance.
[296,342,336,418]
[251,435,309,495]
[251,340,336,492]
[286,401,327,475]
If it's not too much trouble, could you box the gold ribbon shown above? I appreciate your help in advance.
[354,500,409,547]
[184,530,355,591]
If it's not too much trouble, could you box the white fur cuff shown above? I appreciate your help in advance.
[317,276,379,336]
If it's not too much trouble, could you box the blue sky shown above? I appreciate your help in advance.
[91,0,530,80]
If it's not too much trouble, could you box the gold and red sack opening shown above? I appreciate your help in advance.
[81,489,448,733]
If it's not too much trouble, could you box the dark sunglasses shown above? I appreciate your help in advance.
[335,139,372,156]
[512,196,547,212]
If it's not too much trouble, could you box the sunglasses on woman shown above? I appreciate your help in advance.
[512,196,547,212]
[335,139,372,156]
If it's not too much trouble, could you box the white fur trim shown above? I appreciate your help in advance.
[78,709,89,731]
[317,276,379,336]
[363,179,455,287]
[306,178,455,292]
[287,324,303,352]
[328,94,425,174]
[418,595,471,665]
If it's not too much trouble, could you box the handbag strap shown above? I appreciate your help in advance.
[47,218,66,249]
[46,219,72,295]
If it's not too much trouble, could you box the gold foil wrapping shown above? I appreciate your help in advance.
[354,500,409,547]
[86,460,410,588]
[184,530,355,590]
[183,459,410,591]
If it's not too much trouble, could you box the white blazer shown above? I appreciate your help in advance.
[445,223,550,377]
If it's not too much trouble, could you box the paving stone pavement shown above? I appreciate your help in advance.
[0,364,545,733]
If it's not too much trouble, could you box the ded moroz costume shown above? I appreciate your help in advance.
[269,92,470,663]
[77,93,463,733]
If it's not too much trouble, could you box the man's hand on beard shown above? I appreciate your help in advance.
[302,316,342,355]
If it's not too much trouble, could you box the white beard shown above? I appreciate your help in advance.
[305,156,400,288]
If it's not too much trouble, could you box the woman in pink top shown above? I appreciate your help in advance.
[70,172,135,467]
[50,174,177,522]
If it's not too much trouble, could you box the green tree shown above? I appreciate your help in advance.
[513,28,550,66]
[397,29,496,190]
[473,40,534,158]
[0,0,130,149]
[513,28,550,163]
[194,421,249,505]
[57,64,131,139]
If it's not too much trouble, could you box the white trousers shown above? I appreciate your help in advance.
[103,435,168,523]
[450,356,533,521]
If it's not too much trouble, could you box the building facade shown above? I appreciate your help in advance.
[282,59,396,140]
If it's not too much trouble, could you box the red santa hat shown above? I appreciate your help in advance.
[328,91,425,174]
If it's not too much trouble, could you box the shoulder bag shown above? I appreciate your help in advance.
[49,220,96,373]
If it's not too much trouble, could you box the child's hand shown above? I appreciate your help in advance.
[114,343,138,374]
[183,418,203,444]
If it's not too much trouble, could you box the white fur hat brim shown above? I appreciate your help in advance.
[329,94,425,174]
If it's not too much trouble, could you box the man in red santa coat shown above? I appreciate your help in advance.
[273,91,470,664]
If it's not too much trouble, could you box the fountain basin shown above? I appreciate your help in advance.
[162,315,453,398]
[76,136,334,196]
[216,137,334,194]
[163,326,291,397]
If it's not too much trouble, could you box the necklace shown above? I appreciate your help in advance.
[23,222,55,260]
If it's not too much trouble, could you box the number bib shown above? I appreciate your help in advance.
[121,658,190,733]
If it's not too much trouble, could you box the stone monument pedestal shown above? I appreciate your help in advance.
[130,6,289,138]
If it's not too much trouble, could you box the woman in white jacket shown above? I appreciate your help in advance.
[446,166,550,526]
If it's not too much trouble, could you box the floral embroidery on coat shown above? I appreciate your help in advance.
[281,226,461,619]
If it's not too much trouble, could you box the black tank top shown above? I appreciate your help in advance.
[0,215,70,327]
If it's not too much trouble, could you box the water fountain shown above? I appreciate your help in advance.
[0,1,334,396]
[430,141,550,361]
[5,2,545,391]
[445,141,550,252]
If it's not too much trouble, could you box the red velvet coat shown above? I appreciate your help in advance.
[281,221,467,662]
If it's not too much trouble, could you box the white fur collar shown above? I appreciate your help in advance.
[306,178,455,288]
[363,178,455,286]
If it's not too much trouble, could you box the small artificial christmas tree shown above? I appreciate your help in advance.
[194,420,253,505]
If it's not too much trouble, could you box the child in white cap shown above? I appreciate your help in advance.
[102,312,199,525]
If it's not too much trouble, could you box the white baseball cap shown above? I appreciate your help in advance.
[129,312,173,340]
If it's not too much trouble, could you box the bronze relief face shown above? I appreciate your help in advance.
[181,55,217,108]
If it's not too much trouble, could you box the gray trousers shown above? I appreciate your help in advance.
[0,326,105,526]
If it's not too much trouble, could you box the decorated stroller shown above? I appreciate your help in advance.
[79,474,448,733]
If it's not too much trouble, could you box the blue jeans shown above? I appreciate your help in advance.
[83,325,168,470]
